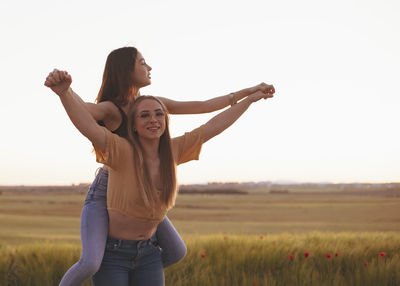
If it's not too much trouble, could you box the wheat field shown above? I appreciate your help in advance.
[0,184,399,285]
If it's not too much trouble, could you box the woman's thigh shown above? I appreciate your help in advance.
[156,216,187,267]
[91,247,132,286]
[80,169,109,265]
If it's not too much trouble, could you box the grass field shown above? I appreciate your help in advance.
[1,233,399,286]
[0,184,399,244]
[0,183,399,285]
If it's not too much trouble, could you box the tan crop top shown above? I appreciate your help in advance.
[94,125,205,222]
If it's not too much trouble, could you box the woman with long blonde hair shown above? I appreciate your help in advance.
[45,47,274,285]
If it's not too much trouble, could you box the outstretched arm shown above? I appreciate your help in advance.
[45,69,122,129]
[158,83,275,114]
[44,70,106,151]
[203,90,274,142]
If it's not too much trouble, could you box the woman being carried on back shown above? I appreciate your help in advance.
[45,46,275,285]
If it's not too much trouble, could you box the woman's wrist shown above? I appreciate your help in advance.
[248,86,258,95]
[239,86,257,100]
[229,92,237,106]
[239,95,253,106]
[228,85,258,106]
[57,87,72,98]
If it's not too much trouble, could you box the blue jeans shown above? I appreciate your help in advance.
[59,168,186,286]
[92,236,164,286]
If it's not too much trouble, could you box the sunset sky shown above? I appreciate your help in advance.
[0,0,399,185]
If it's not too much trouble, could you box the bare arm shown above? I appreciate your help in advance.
[203,91,274,142]
[158,83,275,114]
[84,101,122,131]
[44,70,107,151]
[45,69,122,130]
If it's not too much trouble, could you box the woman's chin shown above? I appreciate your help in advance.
[142,80,151,88]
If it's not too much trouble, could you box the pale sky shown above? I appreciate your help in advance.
[0,0,399,185]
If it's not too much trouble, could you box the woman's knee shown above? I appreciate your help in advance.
[175,242,187,261]
[162,242,187,267]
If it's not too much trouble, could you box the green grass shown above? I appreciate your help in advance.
[1,186,399,284]
[1,232,399,286]
[167,232,400,286]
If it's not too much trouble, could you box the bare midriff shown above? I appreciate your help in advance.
[108,210,159,241]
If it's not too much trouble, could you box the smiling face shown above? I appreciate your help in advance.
[134,98,166,141]
[133,52,152,88]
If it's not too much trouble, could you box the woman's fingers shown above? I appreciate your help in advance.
[46,69,69,85]
[269,85,275,94]
[45,76,56,86]
[62,71,72,81]
[258,83,275,94]
[52,70,61,82]
[44,69,64,86]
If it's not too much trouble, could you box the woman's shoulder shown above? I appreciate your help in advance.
[97,100,120,112]
[102,126,131,148]
[171,125,205,147]
[96,101,124,130]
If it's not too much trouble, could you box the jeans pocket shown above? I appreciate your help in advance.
[149,242,163,255]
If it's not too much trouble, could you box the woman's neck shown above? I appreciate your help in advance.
[121,89,141,113]
[139,137,160,160]
[128,88,140,103]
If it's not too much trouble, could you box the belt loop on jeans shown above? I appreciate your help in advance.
[111,238,122,249]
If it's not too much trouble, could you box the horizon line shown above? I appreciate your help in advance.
[1,180,399,187]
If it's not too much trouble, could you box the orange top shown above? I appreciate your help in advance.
[94,125,205,222]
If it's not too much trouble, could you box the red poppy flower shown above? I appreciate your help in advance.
[335,253,338,257]
[270,267,275,271]
[325,254,332,259]
[378,252,386,257]
[201,253,206,258]
[288,254,294,260]
[364,261,369,267]
[260,235,264,239]
[304,252,309,258]
[223,236,228,240]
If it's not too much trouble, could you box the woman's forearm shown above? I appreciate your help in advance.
[158,92,240,114]
[160,83,272,115]
[194,93,238,113]
[203,97,252,142]
[199,86,259,112]
[203,90,273,142]
[59,88,106,150]
[231,86,256,103]
[70,88,116,123]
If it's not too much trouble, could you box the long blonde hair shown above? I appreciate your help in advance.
[127,96,177,208]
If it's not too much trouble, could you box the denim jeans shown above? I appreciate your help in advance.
[92,236,164,286]
[58,168,186,286]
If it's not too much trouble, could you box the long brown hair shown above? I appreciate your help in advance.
[128,96,177,208]
[96,47,139,106]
